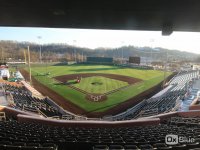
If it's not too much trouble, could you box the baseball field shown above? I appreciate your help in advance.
[23,64,172,114]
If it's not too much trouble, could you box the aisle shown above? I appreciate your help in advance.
[0,90,8,106]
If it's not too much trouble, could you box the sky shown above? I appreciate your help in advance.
[0,27,200,54]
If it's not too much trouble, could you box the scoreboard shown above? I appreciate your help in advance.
[129,57,141,64]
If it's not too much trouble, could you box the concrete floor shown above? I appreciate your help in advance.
[180,79,200,111]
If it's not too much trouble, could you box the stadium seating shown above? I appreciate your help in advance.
[4,84,29,95]
[0,110,200,150]
[1,70,200,150]
[108,70,199,121]
[2,84,75,119]
[11,93,63,117]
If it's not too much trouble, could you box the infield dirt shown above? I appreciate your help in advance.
[54,73,142,84]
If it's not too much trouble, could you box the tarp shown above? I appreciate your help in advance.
[15,71,24,80]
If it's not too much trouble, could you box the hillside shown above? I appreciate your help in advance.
[0,40,199,62]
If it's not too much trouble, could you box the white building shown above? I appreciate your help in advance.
[192,64,200,70]
[0,69,10,79]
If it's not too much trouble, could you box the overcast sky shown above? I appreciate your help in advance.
[0,27,200,54]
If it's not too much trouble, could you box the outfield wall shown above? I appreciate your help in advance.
[86,57,113,64]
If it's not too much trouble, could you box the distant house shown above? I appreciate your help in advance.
[192,64,200,70]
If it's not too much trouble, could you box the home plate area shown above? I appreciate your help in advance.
[86,94,107,102]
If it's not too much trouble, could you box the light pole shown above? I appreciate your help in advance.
[73,40,76,63]
[163,50,168,88]
[37,36,42,63]
[82,51,84,62]
[27,46,32,85]
[149,39,154,65]
[121,41,124,64]
[1,47,3,63]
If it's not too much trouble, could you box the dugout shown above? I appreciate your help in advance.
[86,57,113,64]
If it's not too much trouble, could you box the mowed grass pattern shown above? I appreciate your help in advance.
[73,76,129,94]
[29,64,172,112]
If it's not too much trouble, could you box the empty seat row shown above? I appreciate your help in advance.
[1,115,200,150]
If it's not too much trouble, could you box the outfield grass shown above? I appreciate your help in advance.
[73,76,129,94]
[27,64,172,112]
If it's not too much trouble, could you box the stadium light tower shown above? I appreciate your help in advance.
[37,36,42,63]
[121,41,124,64]
[1,47,4,63]
[163,50,168,89]
[149,39,154,65]
[27,46,32,85]
[73,40,77,63]
[82,51,84,62]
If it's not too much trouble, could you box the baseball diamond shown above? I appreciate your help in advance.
[21,64,172,117]
[54,73,141,94]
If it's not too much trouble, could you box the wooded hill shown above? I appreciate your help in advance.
[0,40,199,63]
